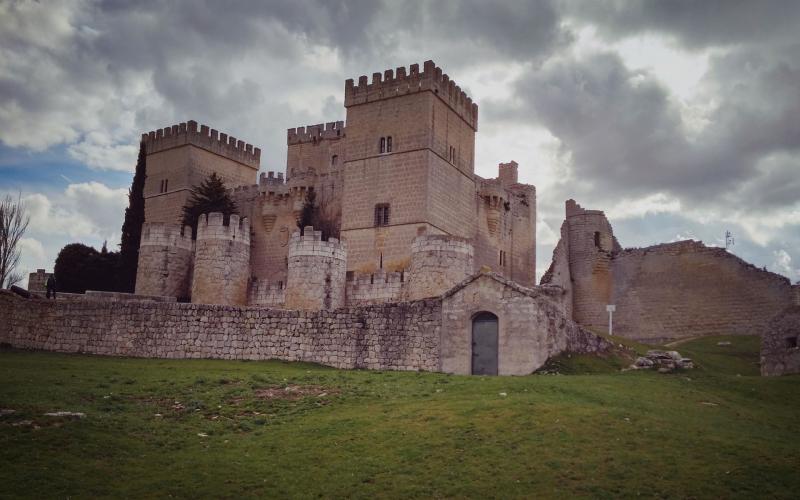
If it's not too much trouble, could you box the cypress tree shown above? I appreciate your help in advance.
[118,141,146,292]
[182,172,238,236]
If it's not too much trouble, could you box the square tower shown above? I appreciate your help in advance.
[340,60,479,273]
[141,120,261,224]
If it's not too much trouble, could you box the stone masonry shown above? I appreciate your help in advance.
[285,227,347,310]
[191,213,251,306]
[134,223,194,299]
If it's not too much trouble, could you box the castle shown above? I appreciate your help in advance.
[11,60,800,376]
[134,60,535,309]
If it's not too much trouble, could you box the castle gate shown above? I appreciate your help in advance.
[471,312,498,375]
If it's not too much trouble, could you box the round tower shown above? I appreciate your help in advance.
[564,199,619,330]
[191,212,250,305]
[285,226,347,310]
[135,222,194,298]
[404,234,474,301]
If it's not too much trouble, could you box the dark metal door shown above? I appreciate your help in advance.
[472,312,498,375]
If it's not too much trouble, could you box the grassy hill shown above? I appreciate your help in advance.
[0,336,797,498]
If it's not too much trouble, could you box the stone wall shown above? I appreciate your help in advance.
[346,270,404,306]
[135,222,194,298]
[543,199,796,343]
[247,279,286,307]
[761,306,800,376]
[27,269,51,292]
[611,241,793,342]
[191,213,250,306]
[0,292,442,372]
[285,227,347,310]
[404,235,474,301]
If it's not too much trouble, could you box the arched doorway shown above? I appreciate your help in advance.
[472,312,498,375]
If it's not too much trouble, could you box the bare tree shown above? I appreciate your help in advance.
[0,193,30,288]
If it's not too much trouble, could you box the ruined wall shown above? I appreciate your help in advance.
[27,269,51,292]
[134,223,194,298]
[0,292,442,372]
[285,227,347,310]
[761,305,800,376]
[404,235,474,301]
[191,213,250,306]
[543,199,796,343]
[612,241,795,342]
[440,274,611,375]
[563,200,619,331]
[143,120,260,225]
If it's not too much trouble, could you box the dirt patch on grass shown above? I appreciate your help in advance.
[253,385,338,401]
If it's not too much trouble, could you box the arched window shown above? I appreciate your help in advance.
[386,136,393,152]
[379,137,386,154]
[331,154,338,166]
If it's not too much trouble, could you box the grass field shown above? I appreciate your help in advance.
[1,336,798,498]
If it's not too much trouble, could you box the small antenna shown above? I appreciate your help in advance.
[725,230,735,250]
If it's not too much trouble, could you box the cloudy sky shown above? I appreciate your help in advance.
[1,0,799,286]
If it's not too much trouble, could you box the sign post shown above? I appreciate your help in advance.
[606,305,616,336]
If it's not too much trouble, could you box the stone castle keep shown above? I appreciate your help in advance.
[133,59,535,309]
[6,60,800,376]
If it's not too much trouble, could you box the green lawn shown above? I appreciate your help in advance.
[0,336,798,499]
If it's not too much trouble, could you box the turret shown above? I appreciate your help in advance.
[404,234,474,300]
[135,223,194,299]
[191,212,250,305]
[285,227,347,310]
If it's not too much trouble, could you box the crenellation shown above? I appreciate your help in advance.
[344,60,478,130]
[142,120,260,169]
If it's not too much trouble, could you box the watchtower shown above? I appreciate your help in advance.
[340,60,479,274]
[141,120,261,225]
[191,212,251,305]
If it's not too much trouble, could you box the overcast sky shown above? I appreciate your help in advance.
[1,0,799,286]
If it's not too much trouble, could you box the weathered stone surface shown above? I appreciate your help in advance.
[761,305,800,376]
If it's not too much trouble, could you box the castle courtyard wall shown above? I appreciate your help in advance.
[0,292,441,372]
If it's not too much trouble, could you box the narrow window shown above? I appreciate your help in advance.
[594,231,601,249]
[379,137,386,154]
[164,179,168,192]
[379,252,383,269]
[374,203,390,227]
[331,154,338,166]
[386,136,393,153]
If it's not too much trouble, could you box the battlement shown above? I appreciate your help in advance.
[142,120,261,170]
[248,278,286,307]
[288,226,347,260]
[140,222,194,250]
[346,269,405,306]
[259,171,286,187]
[196,212,251,245]
[344,60,478,130]
[287,121,345,145]
[411,234,474,257]
[498,161,519,185]
[566,199,605,218]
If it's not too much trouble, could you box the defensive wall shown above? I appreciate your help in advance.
[0,273,610,375]
[542,199,798,343]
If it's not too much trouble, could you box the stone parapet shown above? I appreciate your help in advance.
[344,60,478,131]
[287,121,345,145]
[346,270,405,306]
[196,213,251,246]
[248,278,286,307]
[142,120,260,170]
[285,226,347,310]
[404,234,474,301]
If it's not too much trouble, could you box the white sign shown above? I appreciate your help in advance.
[606,305,616,312]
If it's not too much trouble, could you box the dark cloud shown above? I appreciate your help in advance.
[563,0,800,48]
